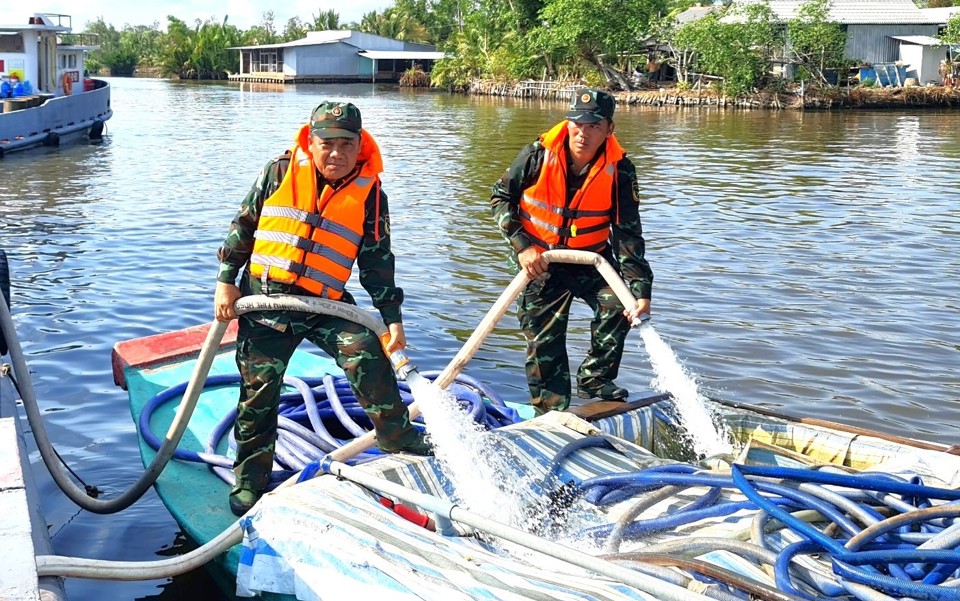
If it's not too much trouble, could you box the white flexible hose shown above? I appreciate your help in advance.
[36,522,243,579]
[331,249,642,462]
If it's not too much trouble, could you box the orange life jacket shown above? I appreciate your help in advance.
[519,121,625,252]
[248,125,383,299]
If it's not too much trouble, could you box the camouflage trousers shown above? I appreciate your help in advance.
[517,266,629,415]
[233,309,418,493]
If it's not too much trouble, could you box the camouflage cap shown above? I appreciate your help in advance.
[564,88,615,123]
[310,101,362,139]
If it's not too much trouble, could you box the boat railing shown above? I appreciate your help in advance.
[59,33,100,47]
[38,13,72,30]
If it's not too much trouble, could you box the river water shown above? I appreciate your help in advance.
[0,77,958,600]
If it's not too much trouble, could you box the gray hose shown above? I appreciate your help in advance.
[603,484,686,553]
[30,294,405,579]
[0,292,398,515]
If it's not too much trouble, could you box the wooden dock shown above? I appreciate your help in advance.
[0,366,66,601]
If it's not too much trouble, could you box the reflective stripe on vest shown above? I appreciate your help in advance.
[518,121,625,252]
[249,146,377,298]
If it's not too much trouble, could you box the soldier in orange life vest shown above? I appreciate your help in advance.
[491,88,653,414]
[214,101,431,517]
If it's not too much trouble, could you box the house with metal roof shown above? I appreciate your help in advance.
[741,0,940,67]
[679,0,950,84]
[227,30,444,84]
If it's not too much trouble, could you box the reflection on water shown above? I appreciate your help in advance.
[0,78,957,600]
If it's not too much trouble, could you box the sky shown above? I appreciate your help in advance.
[16,1,394,31]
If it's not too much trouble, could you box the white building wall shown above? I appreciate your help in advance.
[284,50,297,76]
[899,43,947,84]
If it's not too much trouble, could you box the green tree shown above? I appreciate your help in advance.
[245,11,280,45]
[787,0,848,84]
[189,16,243,79]
[160,16,196,77]
[358,7,430,42]
[533,0,666,74]
[942,12,960,43]
[671,3,778,96]
[283,17,308,41]
[312,10,342,31]
[119,23,165,69]
[83,18,124,74]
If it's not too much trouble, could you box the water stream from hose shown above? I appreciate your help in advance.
[406,371,537,525]
[636,323,732,458]
[406,372,604,557]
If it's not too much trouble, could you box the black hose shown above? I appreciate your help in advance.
[0,249,10,356]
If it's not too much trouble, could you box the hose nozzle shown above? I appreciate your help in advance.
[379,333,418,381]
[631,313,651,328]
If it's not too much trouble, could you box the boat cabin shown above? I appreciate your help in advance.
[0,13,98,98]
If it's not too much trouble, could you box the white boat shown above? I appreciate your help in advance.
[0,12,112,158]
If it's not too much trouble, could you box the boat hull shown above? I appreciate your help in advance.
[0,79,111,157]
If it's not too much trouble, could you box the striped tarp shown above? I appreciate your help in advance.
[236,402,960,600]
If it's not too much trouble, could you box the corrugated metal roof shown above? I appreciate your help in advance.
[890,35,946,46]
[229,30,354,51]
[918,6,960,25]
[735,0,937,24]
[358,50,445,60]
[675,5,721,24]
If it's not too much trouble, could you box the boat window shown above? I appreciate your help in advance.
[0,33,25,53]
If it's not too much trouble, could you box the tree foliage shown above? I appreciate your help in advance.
[786,0,848,84]
[78,0,871,95]
[942,12,960,43]
[534,0,665,69]
[359,7,431,43]
[672,3,777,96]
[312,10,342,31]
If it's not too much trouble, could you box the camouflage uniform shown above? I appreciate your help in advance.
[218,153,421,494]
[491,130,653,414]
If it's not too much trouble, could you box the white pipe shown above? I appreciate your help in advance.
[0,288,219,513]
[319,457,711,601]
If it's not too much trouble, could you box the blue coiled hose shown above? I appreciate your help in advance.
[548,437,960,600]
[138,371,519,488]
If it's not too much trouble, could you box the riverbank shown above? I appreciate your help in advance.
[464,79,960,110]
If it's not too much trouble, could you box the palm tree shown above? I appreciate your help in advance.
[312,10,342,31]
